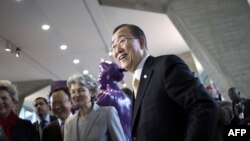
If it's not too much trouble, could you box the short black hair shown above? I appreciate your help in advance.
[49,87,71,100]
[113,24,147,48]
[33,97,48,106]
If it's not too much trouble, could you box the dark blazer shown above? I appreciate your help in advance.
[33,115,57,141]
[132,55,219,141]
[42,120,62,141]
[12,117,39,141]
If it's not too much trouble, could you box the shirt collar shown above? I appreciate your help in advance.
[38,114,50,124]
[133,55,150,80]
[58,113,73,126]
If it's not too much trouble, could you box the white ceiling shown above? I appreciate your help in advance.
[0,0,189,109]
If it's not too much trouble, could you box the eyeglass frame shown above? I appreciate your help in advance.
[110,36,137,52]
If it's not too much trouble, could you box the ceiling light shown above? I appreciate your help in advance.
[5,48,11,52]
[122,83,127,88]
[60,45,67,50]
[73,59,80,64]
[83,70,89,75]
[108,51,112,56]
[5,41,12,52]
[41,24,50,30]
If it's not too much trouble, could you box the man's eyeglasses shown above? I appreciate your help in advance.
[110,36,136,52]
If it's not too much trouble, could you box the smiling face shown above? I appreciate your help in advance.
[70,83,92,110]
[50,90,71,120]
[112,27,146,73]
[0,90,15,118]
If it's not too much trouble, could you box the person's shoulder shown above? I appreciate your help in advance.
[47,120,59,127]
[50,115,57,121]
[100,106,113,111]
[99,106,117,114]
[32,120,38,125]
[99,106,119,120]
[154,54,183,62]
[15,117,34,129]
[242,98,250,105]
[217,101,232,107]
[242,98,250,102]
[151,55,186,68]
[43,120,59,131]
[17,117,32,124]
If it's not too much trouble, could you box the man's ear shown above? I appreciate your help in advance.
[139,37,146,49]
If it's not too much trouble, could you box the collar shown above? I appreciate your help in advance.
[133,55,150,80]
[58,113,73,126]
[37,114,50,124]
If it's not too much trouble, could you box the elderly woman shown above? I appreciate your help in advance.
[64,74,125,141]
[0,80,38,141]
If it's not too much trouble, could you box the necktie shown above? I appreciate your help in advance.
[40,119,47,129]
[61,122,64,139]
[132,77,140,98]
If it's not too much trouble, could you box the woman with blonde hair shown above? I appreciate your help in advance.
[0,80,38,141]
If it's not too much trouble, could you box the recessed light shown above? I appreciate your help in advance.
[41,24,50,30]
[108,51,112,56]
[122,83,127,88]
[73,59,80,64]
[5,48,11,52]
[60,45,67,50]
[83,70,89,74]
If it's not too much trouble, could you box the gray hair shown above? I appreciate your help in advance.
[67,73,99,95]
[0,80,18,103]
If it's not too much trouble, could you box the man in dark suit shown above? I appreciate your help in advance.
[33,97,57,141]
[111,24,219,141]
[42,80,72,141]
[228,87,250,125]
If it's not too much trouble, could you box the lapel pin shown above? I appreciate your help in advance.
[143,75,147,79]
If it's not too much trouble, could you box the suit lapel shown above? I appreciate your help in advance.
[132,56,154,128]
[81,104,100,140]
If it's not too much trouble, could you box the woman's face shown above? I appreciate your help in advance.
[70,83,92,109]
[0,90,15,118]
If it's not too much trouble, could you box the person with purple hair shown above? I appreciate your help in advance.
[96,59,132,141]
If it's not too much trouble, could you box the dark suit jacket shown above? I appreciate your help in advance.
[33,115,57,141]
[12,117,39,141]
[132,55,218,141]
[42,120,62,141]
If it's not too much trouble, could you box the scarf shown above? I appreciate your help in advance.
[0,110,17,141]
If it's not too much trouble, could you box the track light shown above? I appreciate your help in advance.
[1,37,21,58]
[15,47,21,58]
[5,41,12,52]
[5,48,11,52]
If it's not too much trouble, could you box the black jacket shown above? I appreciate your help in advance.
[12,117,38,141]
[132,55,218,141]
